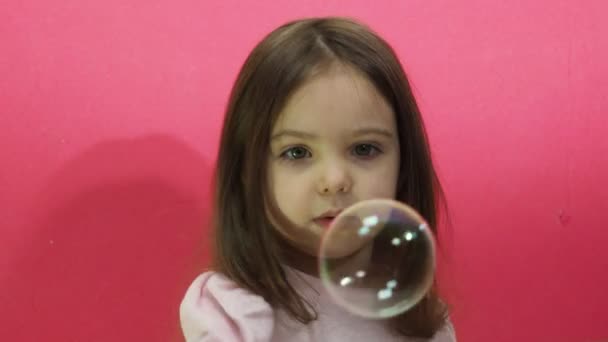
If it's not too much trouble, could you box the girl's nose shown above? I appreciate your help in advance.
[317,161,352,195]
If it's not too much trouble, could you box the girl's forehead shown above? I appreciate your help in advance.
[272,67,395,134]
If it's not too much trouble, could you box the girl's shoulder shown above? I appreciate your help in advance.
[179,271,275,342]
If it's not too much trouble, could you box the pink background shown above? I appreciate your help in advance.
[2,0,607,341]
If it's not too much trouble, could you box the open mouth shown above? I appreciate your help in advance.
[314,216,336,229]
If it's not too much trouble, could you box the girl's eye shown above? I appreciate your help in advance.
[281,146,311,160]
[353,143,381,157]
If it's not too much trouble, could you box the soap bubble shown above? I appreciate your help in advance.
[318,199,436,319]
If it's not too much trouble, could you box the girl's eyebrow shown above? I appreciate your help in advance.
[351,127,394,138]
[271,127,394,141]
[271,130,317,141]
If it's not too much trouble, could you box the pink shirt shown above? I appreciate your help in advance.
[180,269,457,342]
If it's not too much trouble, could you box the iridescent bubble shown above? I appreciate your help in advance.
[318,199,436,319]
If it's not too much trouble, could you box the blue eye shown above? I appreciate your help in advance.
[281,146,311,160]
[353,143,381,157]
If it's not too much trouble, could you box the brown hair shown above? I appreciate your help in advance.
[211,17,449,338]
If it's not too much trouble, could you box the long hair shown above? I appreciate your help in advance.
[212,16,448,338]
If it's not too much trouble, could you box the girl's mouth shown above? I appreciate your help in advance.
[314,217,336,229]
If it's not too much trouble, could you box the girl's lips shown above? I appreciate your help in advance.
[314,217,335,229]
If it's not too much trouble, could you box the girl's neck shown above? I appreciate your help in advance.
[279,241,374,279]
[279,242,320,277]
[278,238,319,278]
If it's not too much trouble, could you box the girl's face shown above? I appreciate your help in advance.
[268,64,400,258]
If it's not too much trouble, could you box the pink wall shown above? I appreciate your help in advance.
[1,1,607,341]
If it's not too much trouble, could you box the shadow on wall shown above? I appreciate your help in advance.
[4,134,213,341]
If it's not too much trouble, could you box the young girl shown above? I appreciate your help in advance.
[180,17,456,341]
